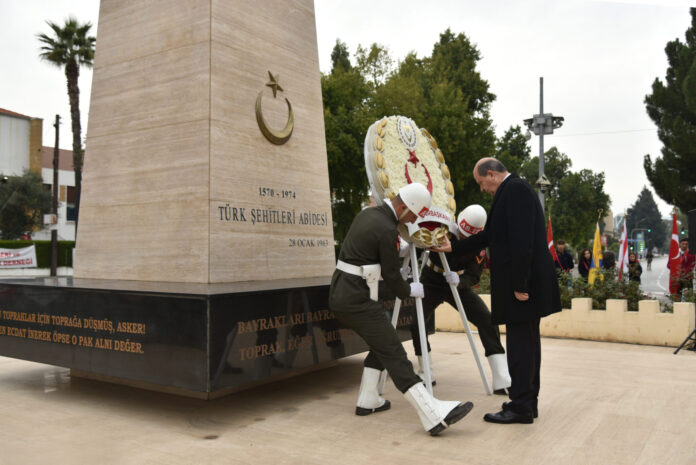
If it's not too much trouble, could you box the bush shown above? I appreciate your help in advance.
[0,240,75,268]
[557,268,652,311]
[475,267,655,312]
[669,287,696,305]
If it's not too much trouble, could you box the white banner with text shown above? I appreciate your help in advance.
[0,246,38,268]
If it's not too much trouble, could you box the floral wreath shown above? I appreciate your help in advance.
[364,115,456,248]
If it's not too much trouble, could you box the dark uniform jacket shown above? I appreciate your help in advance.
[329,203,410,312]
[556,249,574,272]
[451,174,561,324]
[424,240,486,289]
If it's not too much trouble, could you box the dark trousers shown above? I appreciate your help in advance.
[410,283,505,357]
[678,279,693,294]
[332,304,421,393]
[505,318,541,416]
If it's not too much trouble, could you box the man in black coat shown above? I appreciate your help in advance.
[433,158,561,424]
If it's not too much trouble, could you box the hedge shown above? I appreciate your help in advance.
[0,240,75,268]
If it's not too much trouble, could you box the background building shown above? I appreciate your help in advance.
[0,107,75,241]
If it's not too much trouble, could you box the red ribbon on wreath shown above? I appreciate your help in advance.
[404,150,433,194]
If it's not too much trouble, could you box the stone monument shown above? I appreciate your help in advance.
[0,0,421,398]
[75,0,335,283]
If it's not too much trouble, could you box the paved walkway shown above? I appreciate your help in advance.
[1,333,694,465]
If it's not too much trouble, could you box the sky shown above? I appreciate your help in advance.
[1,1,693,218]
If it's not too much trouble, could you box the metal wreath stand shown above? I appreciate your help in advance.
[377,245,493,396]
[365,115,492,396]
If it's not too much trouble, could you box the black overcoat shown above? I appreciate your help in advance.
[452,174,561,324]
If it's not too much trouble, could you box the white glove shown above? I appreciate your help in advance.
[399,240,410,258]
[444,271,460,286]
[400,265,411,281]
[410,282,424,299]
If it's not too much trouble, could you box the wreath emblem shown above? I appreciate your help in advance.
[364,116,456,248]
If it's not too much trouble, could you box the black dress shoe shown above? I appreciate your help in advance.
[429,401,474,436]
[484,408,533,424]
[355,400,390,416]
[502,401,538,418]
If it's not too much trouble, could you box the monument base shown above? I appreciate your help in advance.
[0,277,425,398]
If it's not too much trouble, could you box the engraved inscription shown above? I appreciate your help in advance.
[0,310,147,355]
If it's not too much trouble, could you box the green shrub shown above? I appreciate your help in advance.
[0,240,75,268]
[475,267,657,312]
[558,268,653,311]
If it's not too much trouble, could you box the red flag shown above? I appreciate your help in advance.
[668,212,681,295]
[547,215,560,266]
[617,221,628,281]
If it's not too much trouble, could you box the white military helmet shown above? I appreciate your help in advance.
[398,183,432,218]
[457,204,487,237]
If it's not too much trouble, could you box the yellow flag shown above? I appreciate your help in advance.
[588,222,604,285]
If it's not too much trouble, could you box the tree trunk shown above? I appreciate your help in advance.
[65,60,83,241]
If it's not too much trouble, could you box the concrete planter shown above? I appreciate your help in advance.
[435,295,696,347]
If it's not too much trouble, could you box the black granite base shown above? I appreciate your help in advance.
[0,277,428,397]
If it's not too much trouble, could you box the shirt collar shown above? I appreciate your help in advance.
[384,199,398,220]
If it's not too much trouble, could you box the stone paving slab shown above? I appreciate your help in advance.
[0,332,694,465]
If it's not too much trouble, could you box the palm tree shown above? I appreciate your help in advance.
[37,17,96,235]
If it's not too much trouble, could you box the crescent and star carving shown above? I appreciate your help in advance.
[255,71,294,145]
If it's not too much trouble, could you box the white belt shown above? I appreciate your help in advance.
[336,260,381,301]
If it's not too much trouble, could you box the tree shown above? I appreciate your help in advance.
[626,187,668,252]
[644,8,696,213]
[0,172,52,240]
[358,30,498,210]
[422,29,497,211]
[519,147,572,200]
[355,43,393,89]
[495,125,531,176]
[520,147,610,247]
[330,39,352,72]
[323,31,498,251]
[37,17,96,235]
[322,42,374,254]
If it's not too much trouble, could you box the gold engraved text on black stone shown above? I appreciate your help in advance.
[256,71,294,145]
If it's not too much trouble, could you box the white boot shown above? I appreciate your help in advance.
[355,367,391,416]
[403,383,473,436]
[487,353,511,395]
[417,353,436,386]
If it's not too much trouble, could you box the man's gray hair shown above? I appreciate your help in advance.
[476,158,507,176]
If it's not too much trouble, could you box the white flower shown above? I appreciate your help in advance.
[381,116,450,215]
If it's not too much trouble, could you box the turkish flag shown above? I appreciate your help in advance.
[668,212,681,295]
[617,221,629,281]
[547,215,560,266]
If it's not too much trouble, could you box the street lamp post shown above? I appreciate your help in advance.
[523,77,564,214]
[50,115,60,277]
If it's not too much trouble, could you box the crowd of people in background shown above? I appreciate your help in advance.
[553,238,695,294]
